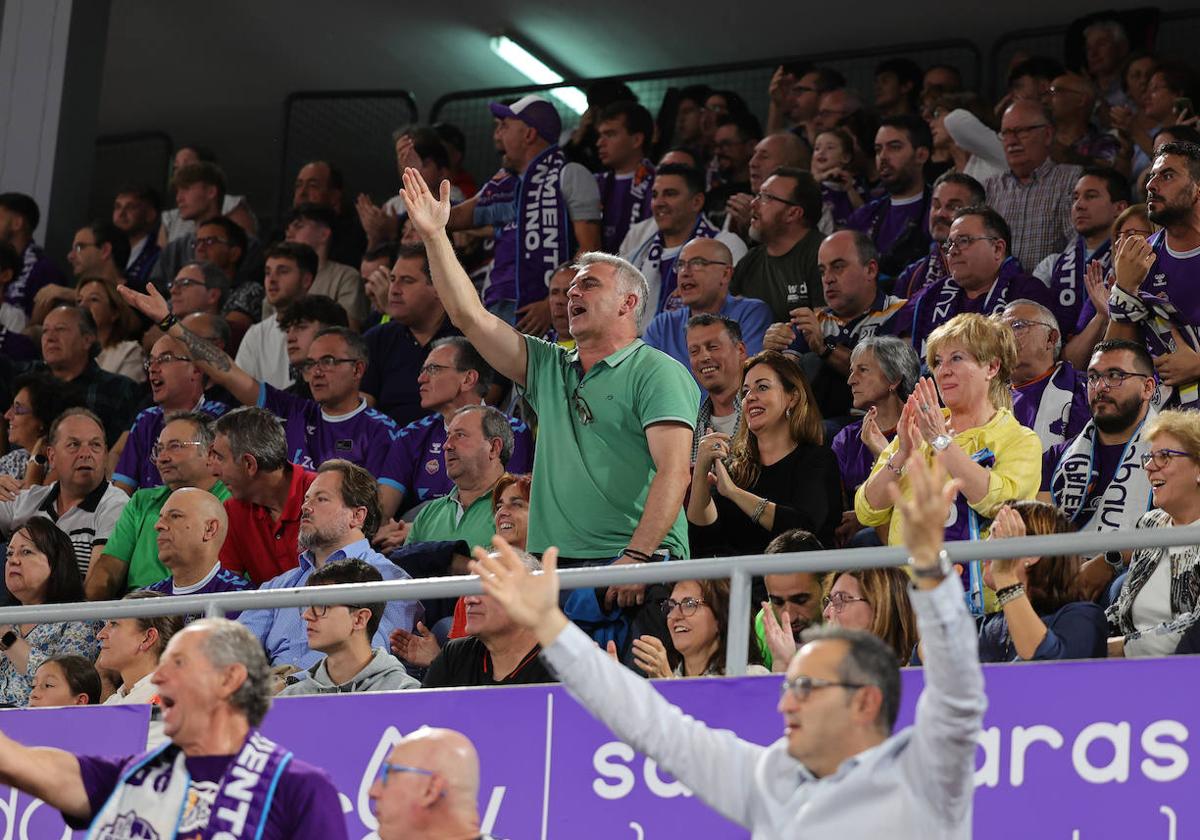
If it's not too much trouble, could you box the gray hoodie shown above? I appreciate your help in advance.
[279,648,420,696]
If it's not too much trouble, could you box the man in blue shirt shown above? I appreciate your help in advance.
[238,460,420,669]
[642,237,771,372]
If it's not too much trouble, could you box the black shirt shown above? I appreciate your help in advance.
[422,637,556,688]
[361,316,461,426]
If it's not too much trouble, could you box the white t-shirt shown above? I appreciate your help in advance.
[235,315,291,389]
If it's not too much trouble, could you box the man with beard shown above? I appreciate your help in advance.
[893,172,985,299]
[238,459,419,669]
[1105,142,1200,410]
[846,116,933,279]
[1038,169,1130,368]
[723,133,812,240]
[1042,340,1157,599]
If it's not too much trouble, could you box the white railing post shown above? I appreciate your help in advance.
[725,568,752,676]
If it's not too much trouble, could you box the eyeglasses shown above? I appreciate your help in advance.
[660,596,708,617]
[997,124,1049,140]
[1141,448,1194,469]
[822,592,868,613]
[572,384,593,425]
[753,191,800,207]
[780,674,869,702]
[376,762,436,786]
[768,593,813,609]
[143,353,193,371]
[296,356,359,376]
[942,235,999,254]
[193,236,231,249]
[678,257,731,273]
[418,362,459,377]
[1005,319,1056,334]
[71,242,99,253]
[167,277,207,292]
[151,440,206,461]
[1085,369,1151,389]
[298,603,367,619]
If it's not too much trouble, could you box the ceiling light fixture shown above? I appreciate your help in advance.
[489,34,587,115]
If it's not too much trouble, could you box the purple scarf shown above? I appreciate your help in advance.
[1048,236,1111,335]
[478,170,521,308]
[646,214,721,313]
[515,144,573,308]
[909,257,1032,353]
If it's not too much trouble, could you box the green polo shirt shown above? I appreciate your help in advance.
[103,481,232,589]
[408,487,497,552]
[522,336,699,559]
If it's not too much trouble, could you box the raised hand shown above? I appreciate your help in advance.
[760,600,797,673]
[630,635,673,679]
[1083,259,1111,320]
[985,504,1030,585]
[473,537,565,643]
[1112,233,1155,293]
[860,406,889,457]
[398,167,451,241]
[889,454,961,571]
[389,621,442,668]
[117,282,170,324]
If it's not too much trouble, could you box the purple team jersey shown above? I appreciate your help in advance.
[113,399,229,490]
[259,383,404,491]
[476,171,520,307]
[846,193,928,258]
[394,411,534,511]
[598,162,654,252]
[1011,363,1090,451]
[831,419,895,496]
[71,752,346,840]
[6,243,67,315]
[145,565,251,620]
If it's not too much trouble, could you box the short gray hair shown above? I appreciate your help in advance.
[1004,298,1062,357]
[454,404,515,466]
[573,251,650,325]
[800,624,900,733]
[850,336,920,401]
[191,618,273,726]
[214,406,287,471]
[163,410,216,450]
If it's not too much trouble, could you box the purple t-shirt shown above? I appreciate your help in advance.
[831,419,895,497]
[598,164,654,253]
[113,399,229,490]
[475,171,520,307]
[259,383,404,492]
[847,193,928,258]
[394,411,533,512]
[145,564,252,621]
[72,752,347,840]
[5,243,66,315]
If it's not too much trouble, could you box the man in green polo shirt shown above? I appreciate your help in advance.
[399,169,698,612]
[84,412,231,600]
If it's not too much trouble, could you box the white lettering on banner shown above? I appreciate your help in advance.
[590,742,695,800]
[15,798,70,840]
[1072,805,1179,840]
[0,787,72,840]
[643,759,692,799]
[973,719,1190,789]
[358,724,405,830]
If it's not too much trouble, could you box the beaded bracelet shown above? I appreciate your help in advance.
[995,583,1026,607]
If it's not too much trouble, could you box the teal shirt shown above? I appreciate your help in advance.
[408,486,497,552]
[521,336,699,559]
[103,481,232,589]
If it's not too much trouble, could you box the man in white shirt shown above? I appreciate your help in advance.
[234,242,315,389]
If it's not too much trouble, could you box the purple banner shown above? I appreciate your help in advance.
[0,705,150,839]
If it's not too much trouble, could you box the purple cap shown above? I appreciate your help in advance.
[489,94,562,143]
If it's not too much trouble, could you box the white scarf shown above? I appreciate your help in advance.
[1050,409,1155,532]
[1030,363,1077,450]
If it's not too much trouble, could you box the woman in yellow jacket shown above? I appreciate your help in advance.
[855,313,1042,612]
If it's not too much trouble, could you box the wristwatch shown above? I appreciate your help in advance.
[930,433,953,452]
[0,629,18,652]
[818,337,837,360]
[1103,550,1126,572]
[910,549,954,581]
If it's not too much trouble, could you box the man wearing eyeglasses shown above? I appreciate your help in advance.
[369,726,492,840]
[1043,340,1158,598]
[476,453,985,839]
[983,100,1083,272]
[112,334,229,495]
[893,171,985,300]
[1003,298,1089,452]
[905,206,1058,354]
[643,236,771,370]
[88,413,235,601]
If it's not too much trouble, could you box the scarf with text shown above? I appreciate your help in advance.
[1050,408,1155,532]
[642,213,721,313]
[515,145,573,309]
[909,256,1027,354]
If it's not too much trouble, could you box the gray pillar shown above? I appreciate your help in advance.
[0,0,110,260]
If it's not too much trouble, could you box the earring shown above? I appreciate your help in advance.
[786,406,793,418]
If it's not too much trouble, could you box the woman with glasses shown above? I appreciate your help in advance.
[821,568,919,665]
[624,578,767,678]
[0,519,100,707]
[689,350,842,555]
[76,276,145,383]
[1107,410,1200,657]
[0,372,60,484]
[857,315,1040,591]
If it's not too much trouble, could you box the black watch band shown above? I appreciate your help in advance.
[0,630,18,651]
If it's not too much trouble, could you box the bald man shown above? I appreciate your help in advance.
[144,487,250,608]
[369,726,487,840]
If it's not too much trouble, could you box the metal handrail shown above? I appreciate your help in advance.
[4,524,1196,676]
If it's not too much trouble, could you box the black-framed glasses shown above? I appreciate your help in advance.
[942,235,999,254]
[143,353,193,371]
[678,257,731,273]
[768,593,813,609]
[572,384,593,425]
[418,362,460,377]
[297,356,359,376]
[997,124,1049,140]
[151,440,206,461]
[1085,369,1151,389]
[660,596,707,617]
[780,674,869,702]
[376,762,435,786]
[166,278,207,292]
[753,191,800,206]
[1005,319,1056,334]
[1141,448,1195,470]
[193,236,231,249]
[822,593,868,613]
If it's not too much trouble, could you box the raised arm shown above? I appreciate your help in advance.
[0,731,91,821]
[116,283,261,405]
[400,169,528,386]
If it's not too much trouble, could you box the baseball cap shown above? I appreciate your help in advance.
[489,95,562,143]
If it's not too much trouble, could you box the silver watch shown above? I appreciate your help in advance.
[930,433,953,452]
[910,549,953,580]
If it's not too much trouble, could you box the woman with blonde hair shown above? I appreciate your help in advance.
[856,313,1042,610]
[689,350,842,552]
[822,567,919,665]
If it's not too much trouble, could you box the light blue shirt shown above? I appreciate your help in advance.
[642,294,773,371]
[237,538,421,669]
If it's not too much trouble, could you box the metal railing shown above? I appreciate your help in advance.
[5,524,1198,676]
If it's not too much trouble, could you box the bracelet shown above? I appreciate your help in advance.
[884,456,905,477]
[995,583,1026,607]
[621,547,652,563]
[157,313,177,332]
[750,497,769,525]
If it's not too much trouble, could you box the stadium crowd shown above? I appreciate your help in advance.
[1,13,1200,727]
